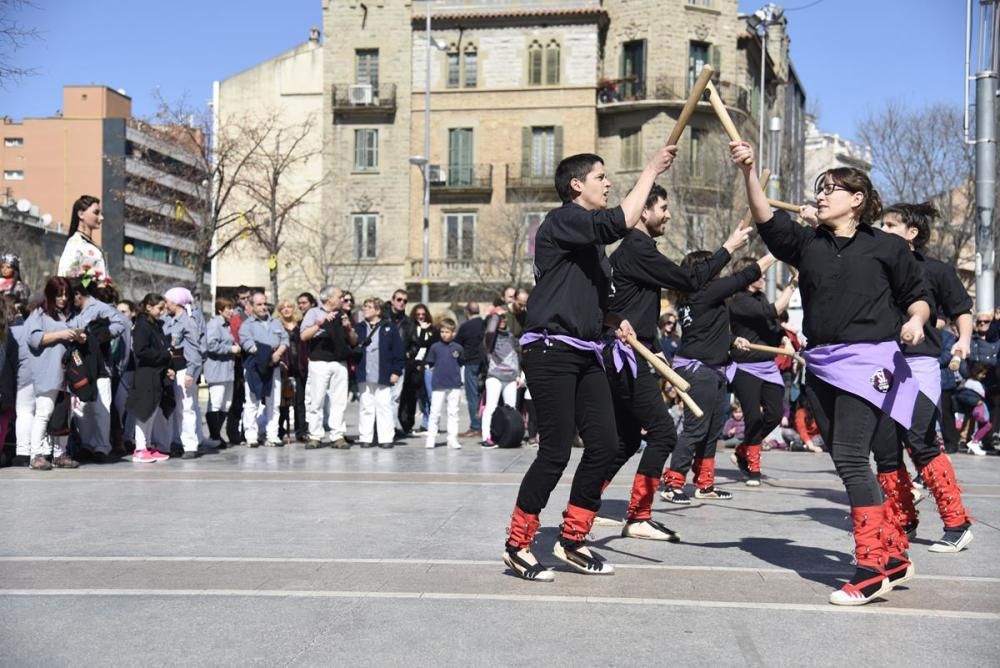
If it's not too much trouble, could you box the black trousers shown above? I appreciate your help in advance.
[877,391,940,473]
[515,343,618,514]
[940,388,960,453]
[605,356,678,481]
[294,368,308,438]
[805,374,892,508]
[668,365,729,474]
[227,361,246,442]
[398,362,421,433]
[730,369,784,445]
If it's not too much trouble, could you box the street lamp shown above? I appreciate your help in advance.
[409,154,430,305]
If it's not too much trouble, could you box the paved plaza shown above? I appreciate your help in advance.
[2,403,999,666]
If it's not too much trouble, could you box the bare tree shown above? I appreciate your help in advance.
[0,0,39,85]
[239,115,326,302]
[858,103,976,268]
[282,211,376,295]
[473,191,548,290]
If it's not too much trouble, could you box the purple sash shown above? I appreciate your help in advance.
[673,355,737,383]
[803,342,919,429]
[734,360,783,387]
[904,354,942,408]
[520,332,606,369]
[611,339,638,376]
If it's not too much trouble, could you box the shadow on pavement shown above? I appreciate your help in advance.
[690,537,851,587]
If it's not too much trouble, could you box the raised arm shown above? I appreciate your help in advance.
[620,144,678,228]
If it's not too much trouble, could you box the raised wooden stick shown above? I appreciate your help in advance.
[738,168,771,229]
[705,80,752,165]
[768,198,802,213]
[626,334,690,392]
[666,64,714,146]
[739,342,806,367]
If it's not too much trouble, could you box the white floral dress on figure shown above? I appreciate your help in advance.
[58,232,109,284]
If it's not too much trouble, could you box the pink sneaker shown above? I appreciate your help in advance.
[148,449,170,461]
[132,449,168,463]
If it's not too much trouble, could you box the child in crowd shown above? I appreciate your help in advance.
[793,397,825,452]
[954,363,993,456]
[424,318,464,449]
[719,401,745,450]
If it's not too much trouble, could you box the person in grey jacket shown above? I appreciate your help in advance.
[68,280,127,460]
[163,287,205,458]
[205,297,240,447]
[8,299,35,463]
[238,290,289,446]
[26,277,85,470]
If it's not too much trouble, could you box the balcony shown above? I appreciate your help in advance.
[597,76,753,118]
[331,83,397,120]
[505,165,558,200]
[407,257,534,285]
[429,164,493,202]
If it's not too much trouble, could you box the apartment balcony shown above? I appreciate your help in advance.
[429,164,493,203]
[331,83,397,120]
[597,76,754,119]
[505,165,558,200]
[407,257,534,285]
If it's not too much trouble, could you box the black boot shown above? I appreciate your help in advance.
[224,412,244,445]
[207,412,228,449]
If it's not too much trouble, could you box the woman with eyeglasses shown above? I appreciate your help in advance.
[340,292,360,402]
[877,202,975,554]
[657,310,680,363]
[733,140,929,606]
[405,303,438,433]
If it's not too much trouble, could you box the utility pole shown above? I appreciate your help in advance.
[968,0,997,313]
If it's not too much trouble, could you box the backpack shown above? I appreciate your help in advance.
[490,405,525,448]
[63,345,98,402]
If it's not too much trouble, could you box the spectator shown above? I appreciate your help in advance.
[793,395,825,452]
[969,312,1000,448]
[0,253,30,303]
[385,289,413,436]
[481,305,520,449]
[163,287,204,458]
[113,299,137,452]
[26,277,83,470]
[239,290,289,447]
[718,400,745,450]
[58,195,109,281]
[939,322,962,454]
[657,310,680,361]
[455,302,485,438]
[275,299,305,443]
[301,287,356,449]
[356,297,404,448]
[424,318,464,449]
[126,293,173,463]
[340,290,360,403]
[0,297,17,460]
[8,297,33,466]
[91,283,130,458]
[402,302,437,434]
[954,364,993,455]
[295,292,318,433]
[205,298,240,448]
[226,285,252,445]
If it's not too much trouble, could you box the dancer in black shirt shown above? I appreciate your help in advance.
[504,145,677,581]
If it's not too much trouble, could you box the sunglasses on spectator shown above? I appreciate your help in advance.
[976,320,991,325]
[395,298,407,304]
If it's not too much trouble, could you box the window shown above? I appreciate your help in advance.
[689,128,704,177]
[354,129,379,171]
[463,46,478,88]
[356,49,379,88]
[448,128,474,186]
[621,127,642,171]
[687,0,713,6]
[688,41,710,93]
[4,137,24,147]
[521,126,562,179]
[3,170,24,180]
[352,213,377,259]
[621,40,646,99]
[544,42,560,85]
[447,51,460,88]
[525,211,545,257]
[528,40,560,86]
[445,213,475,260]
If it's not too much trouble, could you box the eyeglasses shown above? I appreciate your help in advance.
[815,183,850,197]
[976,320,992,325]
[395,298,408,304]
[343,297,354,302]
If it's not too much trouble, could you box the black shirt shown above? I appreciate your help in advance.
[729,290,785,363]
[757,211,928,347]
[902,252,972,357]
[525,201,628,341]
[675,263,762,366]
[608,230,730,344]
[308,318,352,363]
[455,316,485,364]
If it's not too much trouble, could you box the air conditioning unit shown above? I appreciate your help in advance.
[428,164,447,185]
[349,84,373,105]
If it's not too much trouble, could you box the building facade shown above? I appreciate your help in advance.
[0,86,211,299]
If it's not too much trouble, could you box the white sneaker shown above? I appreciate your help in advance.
[928,526,974,553]
[424,440,436,449]
[552,542,614,575]
[967,441,987,456]
[447,440,462,449]
[621,518,680,542]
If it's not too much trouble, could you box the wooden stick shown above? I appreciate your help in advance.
[666,64,714,146]
[738,168,770,229]
[768,198,801,213]
[740,342,806,367]
[626,333,691,392]
[705,80,752,165]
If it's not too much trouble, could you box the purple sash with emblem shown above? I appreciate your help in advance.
[904,354,942,408]
[803,341,919,429]
[733,360,784,387]
[520,331,606,369]
[673,355,737,383]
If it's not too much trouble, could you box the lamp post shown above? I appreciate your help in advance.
[409,155,430,305]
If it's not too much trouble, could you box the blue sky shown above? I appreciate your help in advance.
[3,0,968,141]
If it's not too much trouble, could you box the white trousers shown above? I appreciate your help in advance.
[208,382,234,412]
[426,388,461,447]
[15,384,35,456]
[29,389,66,458]
[306,360,348,440]
[134,410,163,452]
[74,376,112,454]
[171,370,200,452]
[243,376,282,443]
[358,382,393,445]
[482,377,518,442]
